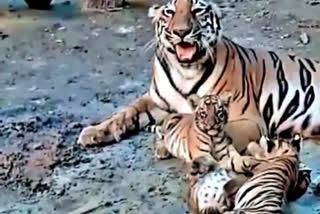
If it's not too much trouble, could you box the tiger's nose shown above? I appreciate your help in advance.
[173,28,192,38]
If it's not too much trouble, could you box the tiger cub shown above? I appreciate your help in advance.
[223,134,310,214]
[149,92,239,165]
[188,135,311,214]
[188,156,239,214]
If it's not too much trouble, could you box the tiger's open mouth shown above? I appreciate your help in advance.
[175,42,197,62]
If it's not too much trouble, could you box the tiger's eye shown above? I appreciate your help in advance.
[164,9,174,16]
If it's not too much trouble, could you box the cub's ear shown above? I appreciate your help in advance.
[291,133,302,152]
[148,5,163,22]
[209,2,222,19]
[220,91,233,106]
[247,141,265,158]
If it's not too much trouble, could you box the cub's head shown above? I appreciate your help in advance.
[247,134,302,159]
[148,0,222,64]
[194,92,232,132]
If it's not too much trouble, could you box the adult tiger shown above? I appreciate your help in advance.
[77,0,320,152]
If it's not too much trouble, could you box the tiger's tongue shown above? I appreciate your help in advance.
[176,44,196,61]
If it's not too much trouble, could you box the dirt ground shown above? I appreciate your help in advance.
[1,0,320,213]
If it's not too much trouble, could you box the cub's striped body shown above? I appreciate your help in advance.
[189,135,311,214]
[223,135,310,214]
[149,93,238,164]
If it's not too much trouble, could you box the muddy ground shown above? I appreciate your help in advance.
[1,0,320,213]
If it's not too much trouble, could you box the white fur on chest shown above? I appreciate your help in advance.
[153,58,199,113]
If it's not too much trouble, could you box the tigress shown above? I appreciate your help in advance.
[148,92,239,165]
[77,0,320,154]
[189,134,312,214]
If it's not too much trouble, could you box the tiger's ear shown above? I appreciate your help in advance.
[148,5,164,23]
[209,2,222,19]
[220,91,233,106]
[291,133,302,152]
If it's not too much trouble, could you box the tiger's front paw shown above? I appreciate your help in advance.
[154,140,171,160]
[77,125,106,147]
[77,113,128,147]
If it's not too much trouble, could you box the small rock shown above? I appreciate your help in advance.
[91,32,99,37]
[32,143,43,150]
[261,25,272,31]
[148,186,156,192]
[245,18,252,23]
[57,26,67,31]
[56,188,65,196]
[95,92,111,103]
[26,57,34,61]
[107,172,114,179]
[52,23,62,31]
[280,33,291,39]
[300,32,310,44]
[307,0,320,6]
[55,39,64,44]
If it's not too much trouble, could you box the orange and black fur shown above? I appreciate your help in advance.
[147,92,238,165]
[78,0,320,156]
[189,135,311,214]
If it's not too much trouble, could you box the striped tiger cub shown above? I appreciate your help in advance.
[148,91,239,165]
[222,134,311,214]
[188,134,311,214]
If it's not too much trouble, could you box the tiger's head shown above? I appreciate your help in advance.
[148,0,222,65]
[247,134,302,159]
[194,92,232,132]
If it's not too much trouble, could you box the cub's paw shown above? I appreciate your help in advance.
[189,156,217,182]
[154,140,171,160]
[77,125,106,147]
